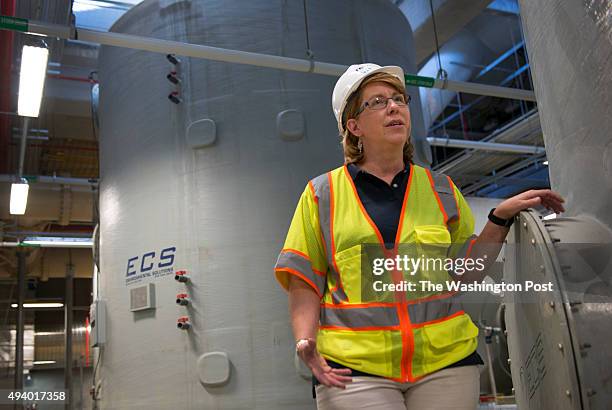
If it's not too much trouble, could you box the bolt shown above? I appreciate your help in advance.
[565,389,571,397]
[523,222,527,229]
[558,343,563,351]
[540,265,545,273]
[531,238,536,245]
[549,301,555,308]
[570,301,582,312]
[511,388,515,394]
[507,358,511,365]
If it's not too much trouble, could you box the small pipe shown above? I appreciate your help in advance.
[427,136,545,155]
[17,116,29,179]
[484,333,498,402]
[65,263,75,410]
[0,174,97,186]
[15,250,25,390]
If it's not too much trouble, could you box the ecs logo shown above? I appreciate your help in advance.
[126,247,176,277]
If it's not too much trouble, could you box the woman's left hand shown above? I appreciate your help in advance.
[493,189,565,220]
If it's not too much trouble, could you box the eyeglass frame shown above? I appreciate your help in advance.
[354,93,412,117]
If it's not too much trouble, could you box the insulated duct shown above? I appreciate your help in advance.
[503,1,612,409]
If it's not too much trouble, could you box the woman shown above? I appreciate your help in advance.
[274,63,564,409]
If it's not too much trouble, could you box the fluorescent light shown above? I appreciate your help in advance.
[10,182,29,215]
[35,331,63,336]
[11,303,64,308]
[543,213,557,220]
[22,236,93,248]
[33,361,56,365]
[17,45,49,117]
[543,160,549,165]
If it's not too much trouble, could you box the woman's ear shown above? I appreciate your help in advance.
[346,119,363,137]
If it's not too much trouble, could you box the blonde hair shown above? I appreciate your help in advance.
[340,72,414,165]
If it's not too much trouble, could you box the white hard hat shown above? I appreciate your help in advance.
[332,63,405,134]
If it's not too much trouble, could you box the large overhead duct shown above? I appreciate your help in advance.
[398,0,493,65]
[415,11,524,129]
[502,1,612,409]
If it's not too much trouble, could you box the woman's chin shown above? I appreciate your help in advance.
[382,130,408,145]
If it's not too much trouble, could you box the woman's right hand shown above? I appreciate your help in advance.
[297,338,353,388]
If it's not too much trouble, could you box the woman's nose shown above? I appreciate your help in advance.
[387,99,399,113]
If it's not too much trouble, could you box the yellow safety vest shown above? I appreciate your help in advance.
[275,164,479,382]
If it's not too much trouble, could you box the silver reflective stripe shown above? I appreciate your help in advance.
[311,173,348,303]
[429,171,458,225]
[276,250,326,296]
[321,305,399,328]
[452,234,478,258]
[408,294,464,325]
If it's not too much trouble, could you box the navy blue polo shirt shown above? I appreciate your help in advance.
[313,162,483,390]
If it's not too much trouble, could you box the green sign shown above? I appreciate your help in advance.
[404,74,435,88]
[0,15,28,32]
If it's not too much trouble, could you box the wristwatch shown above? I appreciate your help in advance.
[295,338,310,353]
[488,208,515,227]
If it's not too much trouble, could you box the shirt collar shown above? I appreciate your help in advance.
[347,162,409,180]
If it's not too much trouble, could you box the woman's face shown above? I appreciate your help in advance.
[347,81,411,150]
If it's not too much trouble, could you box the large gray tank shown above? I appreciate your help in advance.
[97,1,425,408]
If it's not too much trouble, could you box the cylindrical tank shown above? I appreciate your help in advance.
[97,1,425,408]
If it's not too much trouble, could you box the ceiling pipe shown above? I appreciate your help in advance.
[0,0,16,174]
[1,17,536,101]
[0,174,97,186]
[427,136,545,154]
[0,241,92,248]
[17,117,29,179]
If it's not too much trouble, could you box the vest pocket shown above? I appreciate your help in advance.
[419,312,479,374]
[412,225,453,296]
[413,224,451,245]
[423,313,479,348]
[333,245,363,301]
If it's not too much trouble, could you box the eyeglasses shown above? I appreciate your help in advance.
[355,94,411,116]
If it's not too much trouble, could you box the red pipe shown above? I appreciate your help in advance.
[47,74,99,84]
[85,316,90,366]
[0,0,17,173]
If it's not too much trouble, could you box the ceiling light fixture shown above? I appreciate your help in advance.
[11,302,64,308]
[17,44,49,117]
[22,236,93,248]
[9,179,29,215]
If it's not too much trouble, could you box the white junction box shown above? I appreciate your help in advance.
[89,299,107,347]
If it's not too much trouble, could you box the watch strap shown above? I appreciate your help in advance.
[488,208,514,227]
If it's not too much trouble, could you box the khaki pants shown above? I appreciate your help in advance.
[315,365,481,410]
